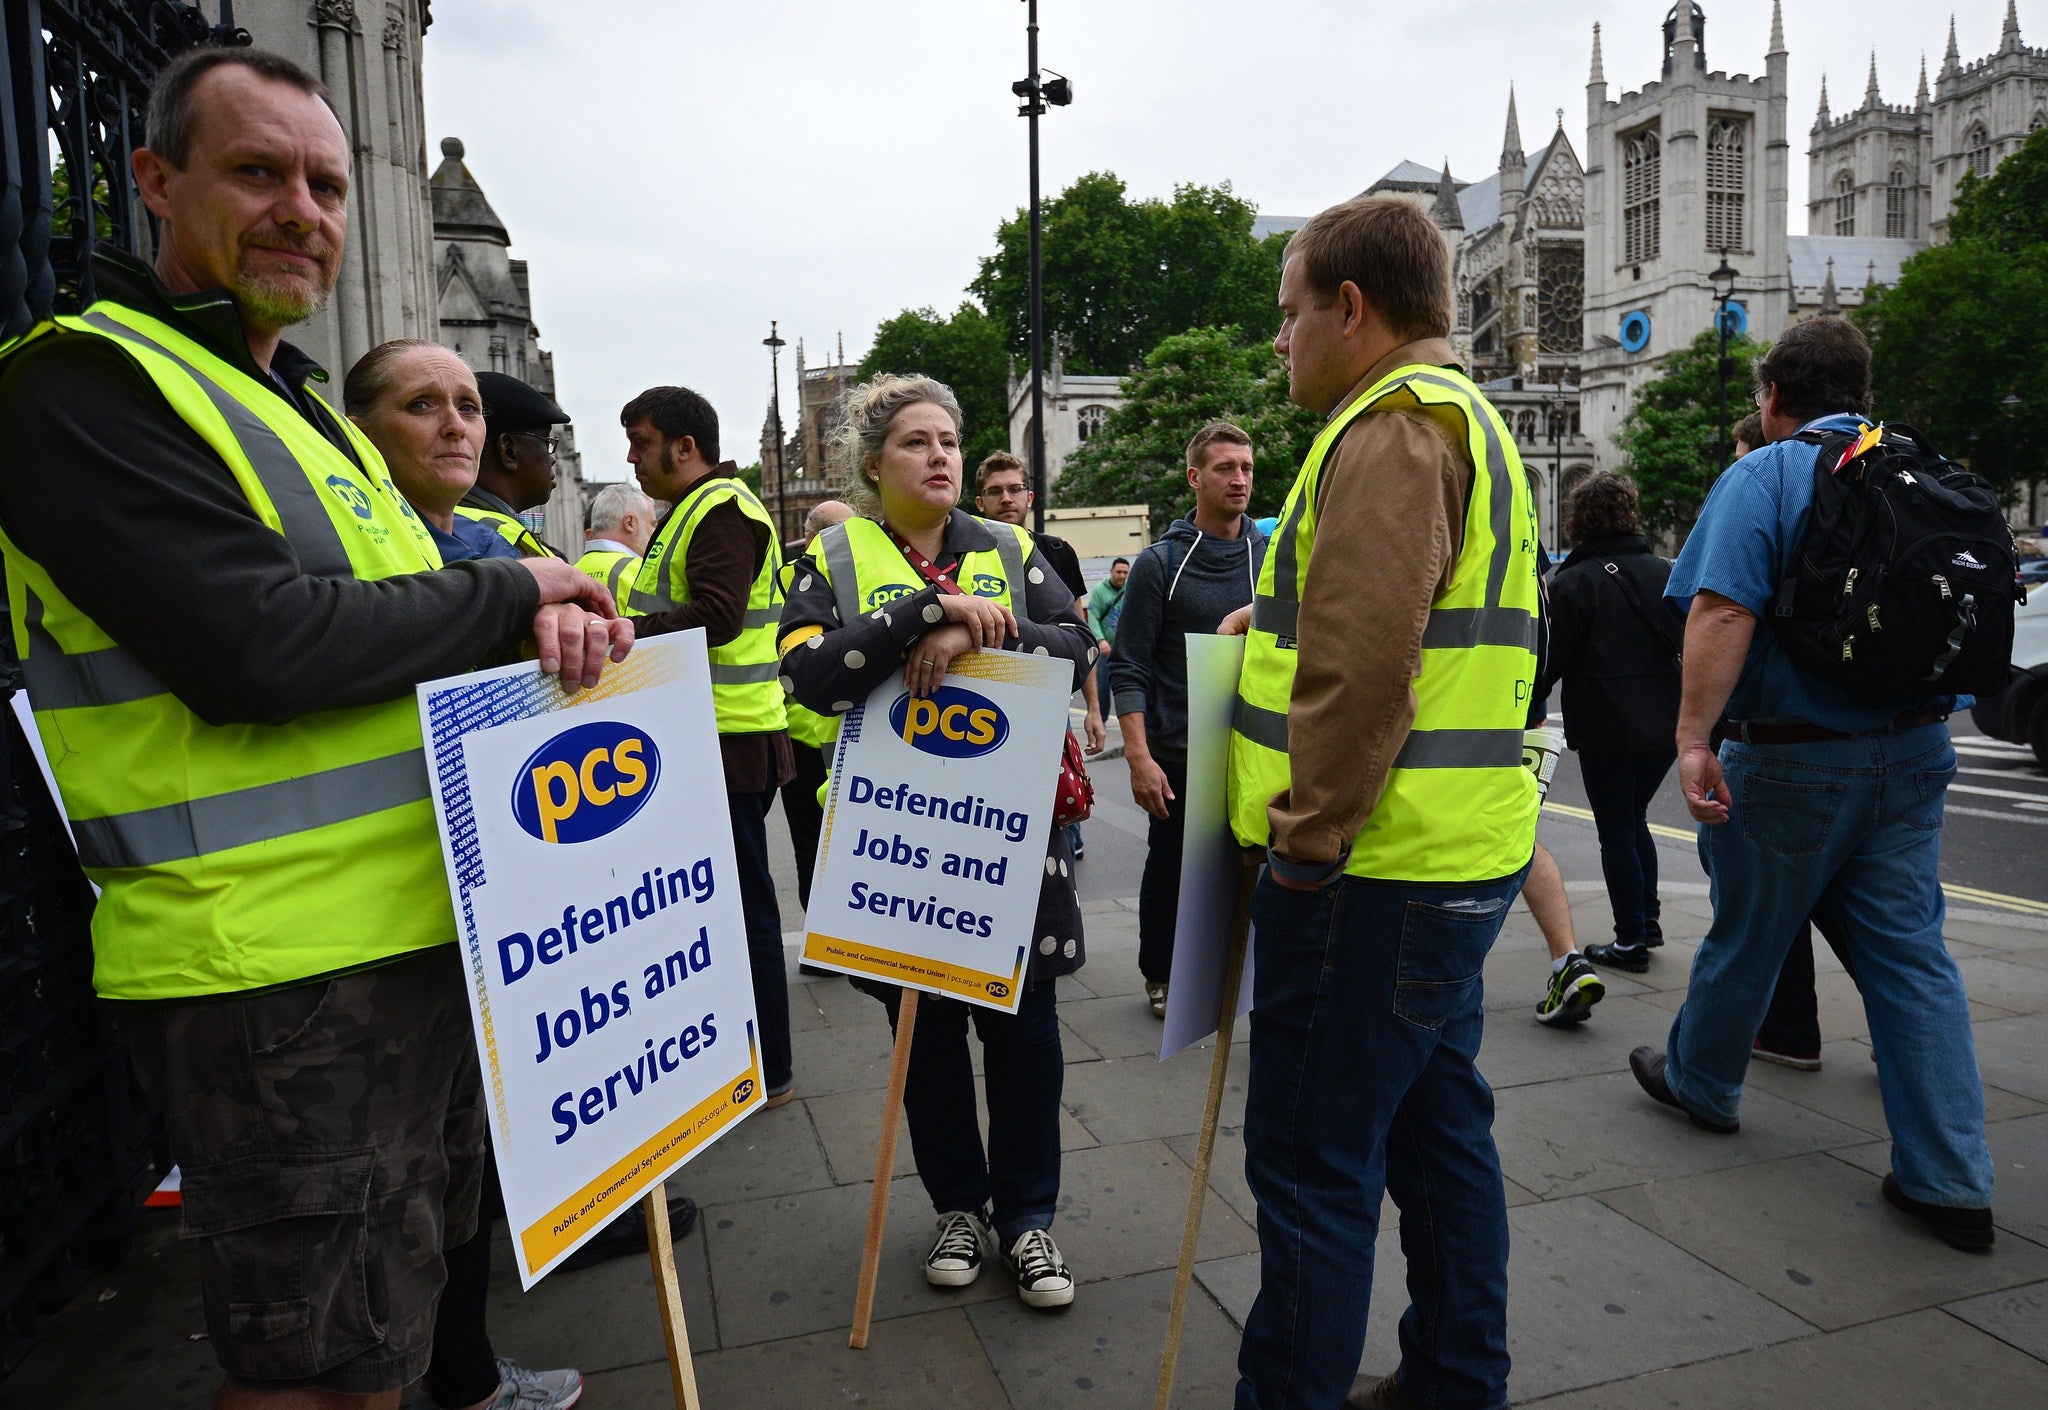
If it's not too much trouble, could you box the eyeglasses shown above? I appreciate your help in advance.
[981,484,1031,500]
[511,430,559,455]
[1753,387,1769,410]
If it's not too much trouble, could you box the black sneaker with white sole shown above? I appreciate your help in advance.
[1003,1228,1075,1308]
[925,1208,991,1287]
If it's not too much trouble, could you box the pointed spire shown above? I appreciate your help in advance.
[1944,14,1962,74]
[1431,160,1464,231]
[1502,84,1524,164]
[1864,50,1882,107]
[1820,257,1841,317]
[1917,54,1931,107]
[2004,0,2023,51]
[1817,72,1831,124]
[1769,0,1787,56]
[1590,21,1605,85]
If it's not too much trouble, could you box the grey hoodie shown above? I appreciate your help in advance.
[1107,513,1267,763]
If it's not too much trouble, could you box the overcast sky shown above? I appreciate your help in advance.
[422,1,2014,484]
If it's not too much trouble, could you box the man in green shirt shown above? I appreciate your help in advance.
[1086,556,1128,702]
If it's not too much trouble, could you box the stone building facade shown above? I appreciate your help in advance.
[430,138,587,556]
[759,338,854,544]
[1806,3,2047,244]
[234,0,439,382]
[1005,353,1126,490]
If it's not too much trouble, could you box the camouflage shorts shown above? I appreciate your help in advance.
[121,944,485,1394]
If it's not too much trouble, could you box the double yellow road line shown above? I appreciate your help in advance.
[1540,802,2048,920]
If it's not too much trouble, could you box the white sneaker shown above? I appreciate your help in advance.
[1003,1228,1075,1308]
[925,1208,991,1287]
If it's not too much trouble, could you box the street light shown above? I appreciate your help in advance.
[1012,0,1073,536]
[1709,248,1739,473]
[1549,384,1576,554]
[2005,392,2029,530]
[763,321,787,542]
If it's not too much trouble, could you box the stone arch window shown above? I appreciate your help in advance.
[1966,122,1992,177]
[2031,111,2046,135]
[1075,404,1111,442]
[1832,171,1855,237]
[1886,168,1909,239]
[1516,410,1539,442]
[1705,116,1747,251]
[1622,127,1662,264]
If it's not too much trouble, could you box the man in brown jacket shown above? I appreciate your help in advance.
[1225,196,1540,1410]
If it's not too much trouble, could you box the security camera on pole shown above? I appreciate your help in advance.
[1012,0,1072,536]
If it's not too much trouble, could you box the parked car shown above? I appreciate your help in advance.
[1971,587,2048,767]
[2017,559,2048,586]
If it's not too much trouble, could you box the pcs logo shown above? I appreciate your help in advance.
[888,685,1008,759]
[969,574,1006,598]
[325,475,374,520]
[985,980,1011,1000]
[863,584,919,611]
[732,1078,756,1104]
[512,720,660,844]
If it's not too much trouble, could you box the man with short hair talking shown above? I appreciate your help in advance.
[1109,422,1264,1016]
[0,47,625,1409]
[1224,196,1540,1410]
[622,387,796,1108]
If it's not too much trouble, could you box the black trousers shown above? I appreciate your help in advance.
[1137,755,1189,985]
[780,741,829,911]
[729,787,793,1093]
[1755,899,1855,1055]
[423,1149,507,1408]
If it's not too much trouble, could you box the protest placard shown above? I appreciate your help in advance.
[418,631,761,1291]
[801,649,1074,1013]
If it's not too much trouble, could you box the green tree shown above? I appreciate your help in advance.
[1855,128,2048,503]
[856,302,1010,471]
[968,173,1287,376]
[1616,327,1768,540]
[732,461,763,495]
[1054,326,1321,533]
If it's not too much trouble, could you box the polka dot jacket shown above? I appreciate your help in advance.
[778,508,1095,985]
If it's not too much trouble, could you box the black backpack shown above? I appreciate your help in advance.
[1771,421,2022,698]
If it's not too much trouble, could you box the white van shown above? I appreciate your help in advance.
[1970,588,2048,767]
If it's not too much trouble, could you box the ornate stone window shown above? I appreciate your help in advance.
[1832,171,1855,236]
[2031,112,2045,134]
[1622,127,1661,264]
[1886,168,1909,239]
[1966,122,1992,177]
[1075,404,1111,442]
[1704,116,1746,251]
[1536,243,1583,355]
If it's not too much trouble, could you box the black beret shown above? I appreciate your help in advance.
[478,371,570,441]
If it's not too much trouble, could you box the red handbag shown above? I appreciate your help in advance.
[887,527,1094,826]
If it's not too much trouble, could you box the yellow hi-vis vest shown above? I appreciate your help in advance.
[627,476,788,734]
[0,301,456,999]
[575,546,640,603]
[1227,364,1541,882]
[799,513,1029,635]
[775,558,839,749]
[455,498,555,558]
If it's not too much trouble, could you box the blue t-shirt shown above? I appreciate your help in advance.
[1666,413,1954,733]
[427,513,523,564]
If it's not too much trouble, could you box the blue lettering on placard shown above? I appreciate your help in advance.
[511,720,661,843]
[886,686,1008,759]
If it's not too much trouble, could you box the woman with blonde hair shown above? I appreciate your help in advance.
[778,373,1093,1308]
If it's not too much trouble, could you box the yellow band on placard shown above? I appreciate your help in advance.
[518,1057,760,1272]
[804,931,1026,1006]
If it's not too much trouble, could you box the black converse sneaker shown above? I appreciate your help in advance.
[1003,1228,1075,1308]
[925,1209,991,1287]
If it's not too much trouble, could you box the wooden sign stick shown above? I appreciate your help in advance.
[849,988,920,1349]
[1154,854,1260,1410]
[644,1178,703,1410]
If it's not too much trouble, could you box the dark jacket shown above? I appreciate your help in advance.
[1108,514,1266,763]
[1539,534,1682,757]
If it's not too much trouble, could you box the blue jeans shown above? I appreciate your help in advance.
[872,980,1063,1245]
[1665,723,1993,1206]
[1236,867,1526,1410]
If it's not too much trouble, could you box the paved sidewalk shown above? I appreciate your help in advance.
[11,886,2048,1407]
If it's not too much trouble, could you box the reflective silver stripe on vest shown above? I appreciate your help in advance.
[744,606,781,630]
[69,749,431,870]
[992,523,1027,595]
[600,558,633,599]
[1402,370,1519,608]
[628,588,671,614]
[819,522,862,624]
[640,477,761,614]
[709,661,781,686]
[79,312,356,580]
[1419,605,1539,651]
[17,593,168,709]
[1231,697,1290,752]
[1391,728,1526,770]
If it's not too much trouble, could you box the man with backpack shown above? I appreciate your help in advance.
[1632,317,2008,1251]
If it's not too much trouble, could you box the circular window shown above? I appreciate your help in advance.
[1618,310,1652,353]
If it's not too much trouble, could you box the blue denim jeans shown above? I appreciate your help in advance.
[1665,722,1993,1206]
[872,979,1063,1246]
[1236,866,1526,1410]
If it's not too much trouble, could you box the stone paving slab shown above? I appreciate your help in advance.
[1519,1307,2048,1407]
[1493,1070,1871,1200]
[1944,1280,2048,1362]
[1595,1152,2048,1330]
[1476,992,1679,1089]
[1061,1047,1248,1145]
[486,1218,717,1364]
[668,1101,836,1207]
[1827,1110,2048,1249]
[1971,1011,2048,1103]
[1953,955,2048,1014]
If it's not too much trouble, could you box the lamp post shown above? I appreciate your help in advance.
[2005,392,2028,529]
[763,321,787,542]
[1012,0,1072,536]
[1709,248,1740,472]
[1549,384,1574,554]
